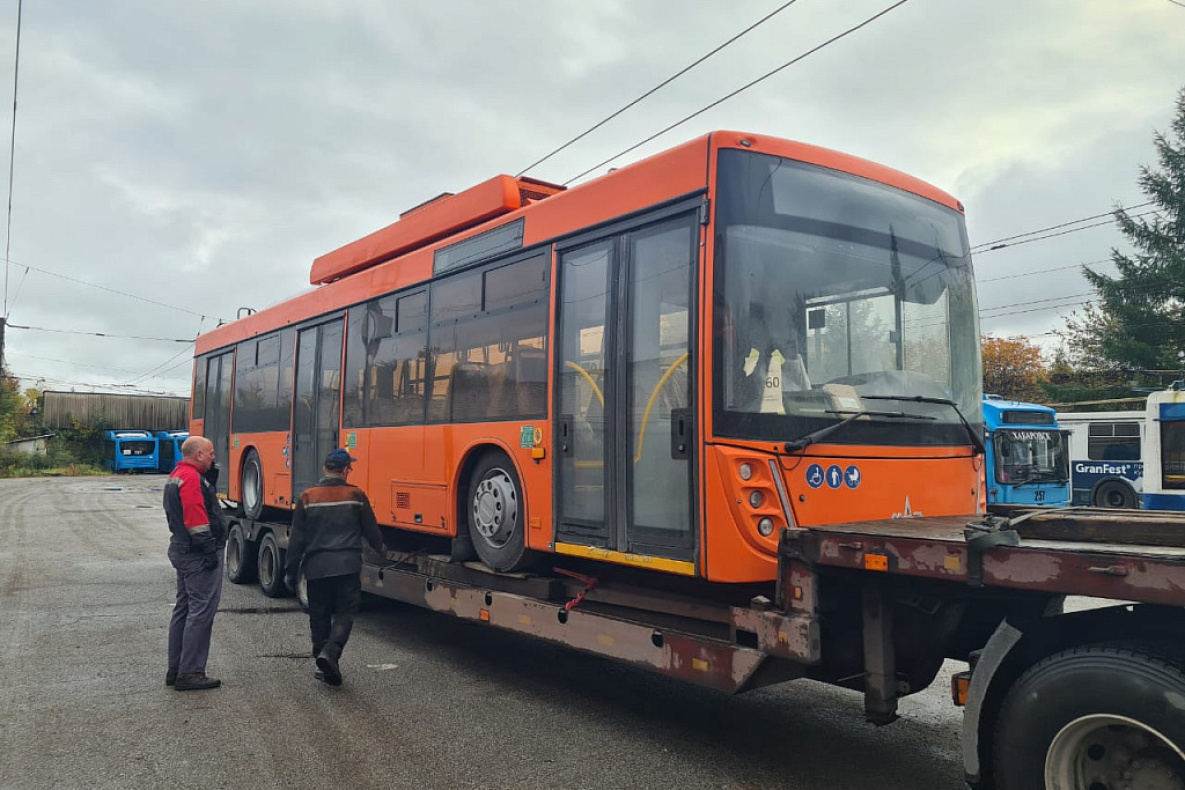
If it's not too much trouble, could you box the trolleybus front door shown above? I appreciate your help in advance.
[292,318,344,501]
[556,212,697,566]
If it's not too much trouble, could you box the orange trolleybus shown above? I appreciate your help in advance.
[191,130,984,586]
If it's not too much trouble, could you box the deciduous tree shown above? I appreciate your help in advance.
[982,335,1047,403]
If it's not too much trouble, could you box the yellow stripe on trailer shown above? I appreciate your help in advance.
[554,542,696,576]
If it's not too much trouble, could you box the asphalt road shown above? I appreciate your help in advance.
[0,475,967,790]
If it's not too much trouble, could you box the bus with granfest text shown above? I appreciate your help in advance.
[191,130,984,585]
[1060,385,1185,510]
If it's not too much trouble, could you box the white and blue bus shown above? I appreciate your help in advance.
[1059,386,1185,510]
[982,395,1070,506]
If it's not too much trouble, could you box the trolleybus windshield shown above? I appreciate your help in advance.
[713,150,981,447]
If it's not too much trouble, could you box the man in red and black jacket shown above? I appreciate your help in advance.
[163,435,228,691]
[285,448,384,687]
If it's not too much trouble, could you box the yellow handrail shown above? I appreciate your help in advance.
[564,360,605,407]
[634,352,690,464]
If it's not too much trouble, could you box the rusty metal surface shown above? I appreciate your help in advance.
[360,562,783,693]
[730,607,820,663]
[791,514,1185,607]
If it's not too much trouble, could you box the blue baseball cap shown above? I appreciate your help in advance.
[324,448,357,471]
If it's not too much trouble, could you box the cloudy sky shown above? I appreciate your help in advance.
[0,0,1181,396]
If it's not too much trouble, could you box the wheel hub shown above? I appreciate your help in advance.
[472,469,518,548]
[1046,714,1185,790]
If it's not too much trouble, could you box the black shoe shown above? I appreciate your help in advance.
[174,672,221,691]
[165,668,179,687]
[315,652,342,686]
[314,669,326,682]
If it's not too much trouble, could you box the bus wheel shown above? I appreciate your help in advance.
[467,451,533,573]
[1093,480,1137,508]
[257,532,288,598]
[240,450,264,520]
[224,522,257,584]
[992,645,1185,790]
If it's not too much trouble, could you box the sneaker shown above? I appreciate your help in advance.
[165,668,179,687]
[174,672,221,691]
[315,652,342,687]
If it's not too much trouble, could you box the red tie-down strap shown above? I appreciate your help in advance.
[553,567,599,612]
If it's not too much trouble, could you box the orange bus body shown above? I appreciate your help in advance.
[192,131,981,585]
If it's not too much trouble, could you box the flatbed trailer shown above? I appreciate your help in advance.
[223,506,1185,790]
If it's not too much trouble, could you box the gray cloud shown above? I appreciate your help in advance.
[1,0,1182,394]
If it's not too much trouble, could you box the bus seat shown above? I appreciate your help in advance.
[449,362,490,422]
[514,347,547,414]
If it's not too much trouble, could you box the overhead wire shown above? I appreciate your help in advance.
[5,350,146,376]
[517,0,804,176]
[972,209,1160,254]
[2,256,224,321]
[124,316,204,385]
[564,0,915,185]
[969,202,1153,251]
[977,259,1111,283]
[5,322,195,343]
[7,369,186,396]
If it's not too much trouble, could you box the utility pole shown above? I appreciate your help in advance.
[0,315,6,372]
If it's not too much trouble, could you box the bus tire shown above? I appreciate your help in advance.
[224,522,257,584]
[1092,479,1138,509]
[257,531,288,598]
[467,451,533,573]
[240,449,265,520]
[992,645,1185,790]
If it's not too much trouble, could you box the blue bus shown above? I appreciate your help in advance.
[982,395,1070,506]
[103,430,160,474]
[1059,386,1185,510]
[156,430,189,473]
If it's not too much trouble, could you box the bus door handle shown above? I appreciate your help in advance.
[560,414,574,457]
[670,408,691,460]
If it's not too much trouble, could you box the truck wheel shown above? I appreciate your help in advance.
[1092,480,1138,508]
[257,532,288,598]
[993,645,1185,790]
[240,450,264,520]
[224,522,257,584]
[467,451,533,573]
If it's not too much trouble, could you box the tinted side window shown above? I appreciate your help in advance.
[232,333,286,432]
[192,355,207,419]
[1087,421,1141,461]
[428,255,549,423]
[371,291,428,426]
[344,292,430,427]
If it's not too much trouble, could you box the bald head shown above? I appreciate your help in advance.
[181,436,215,471]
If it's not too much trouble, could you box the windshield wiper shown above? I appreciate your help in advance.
[784,409,936,453]
[860,394,986,455]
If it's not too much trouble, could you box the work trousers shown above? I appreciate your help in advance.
[167,549,224,674]
[307,573,362,661]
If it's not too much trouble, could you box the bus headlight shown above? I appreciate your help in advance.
[749,490,764,508]
[757,517,775,536]
[738,463,753,481]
